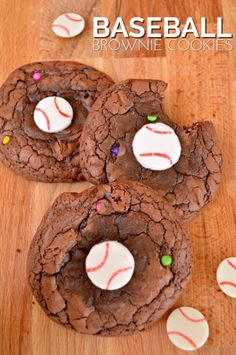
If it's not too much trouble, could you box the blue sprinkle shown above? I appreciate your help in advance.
[111,145,119,156]
[105,191,110,197]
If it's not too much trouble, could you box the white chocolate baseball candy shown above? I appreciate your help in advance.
[217,257,236,298]
[167,307,209,351]
[52,13,85,38]
[85,241,135,290]
[34,96,73,133]
[132,122,181,171]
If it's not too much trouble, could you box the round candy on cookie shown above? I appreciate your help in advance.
[132,122,181,171]
[86,241,135,290]
[34,96,73,133]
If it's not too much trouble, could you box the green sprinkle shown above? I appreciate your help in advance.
[147,115,158,122]
[161,255,173,267]
[105,191,110,197]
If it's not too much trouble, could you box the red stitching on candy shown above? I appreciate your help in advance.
[220,281,236,288]
[139,152,173,165]
[167,331,197,349]
[87,242,109,272]
[106,267,132,290]
[65,14,83,22]
[52,24,70,36]
[35,108,50,130]
[146,126,173,134]
[227,259,236,270]
[179,308,205,323]
[54,97,71,118]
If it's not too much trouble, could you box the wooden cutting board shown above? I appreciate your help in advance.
[0,1,235,354]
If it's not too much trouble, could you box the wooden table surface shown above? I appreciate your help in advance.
[0,1,236,354]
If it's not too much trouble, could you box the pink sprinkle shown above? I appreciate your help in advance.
[96,202,102,212]
[32,71,41,80]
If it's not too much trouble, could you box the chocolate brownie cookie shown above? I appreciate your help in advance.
[0,61,113,182]
[27,181,192,336]
[80,79,222,221]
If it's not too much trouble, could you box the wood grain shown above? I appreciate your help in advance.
[0,0,235,354]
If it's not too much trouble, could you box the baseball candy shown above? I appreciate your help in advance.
[34,96,73,133]
[217,257,236,298]
[52,13,85,38]
[85,241,135,290]
[167,307,209,351]
[132,122,181,171]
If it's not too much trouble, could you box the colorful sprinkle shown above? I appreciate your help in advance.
[161,255,173,267]
[105,191,110,197]
[147,115,158,122]
[96,202,103,212]
[32,71,41,81]
[2,135,11,145]
[111,145,119,157]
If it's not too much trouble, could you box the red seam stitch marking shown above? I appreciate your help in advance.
[87,242,109,272]
[35,108,50,130]
[167,331,197,349]
[65,14,83,22]
[106,267,132,290]
[179,308,205,323]
[52,24,70,36]
[146,126,172,134]
[227,260,236,270]
[139,152,173,165]
[54,97,71,118]
[220,281,236,288]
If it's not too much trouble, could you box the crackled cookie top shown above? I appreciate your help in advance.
[80,79,222,221]
[27,181,192,336]
[0,61,113,182]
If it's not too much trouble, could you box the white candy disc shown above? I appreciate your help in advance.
[167,307,209,351]
[217,257,236,298]
[34,96,73,133]
[52,13,85,38]
[132,122,181,171]
[85,241,135,290]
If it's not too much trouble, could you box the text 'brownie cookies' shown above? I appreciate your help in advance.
[27,181,192,336]
[0,61,113,182]
[80,79,222,221]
